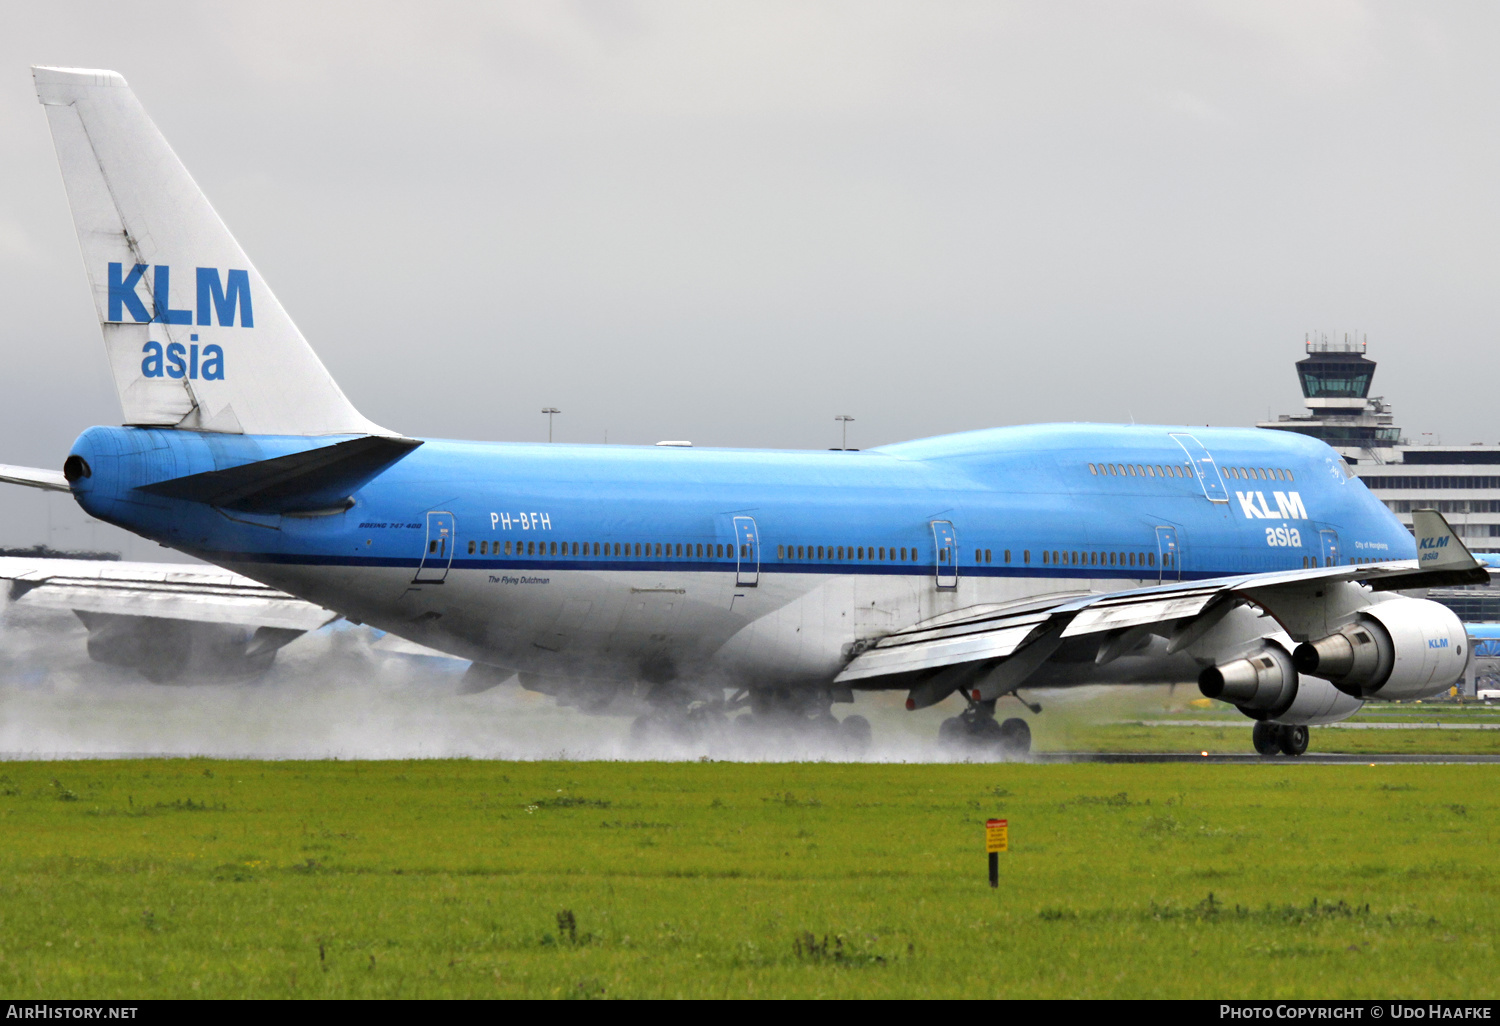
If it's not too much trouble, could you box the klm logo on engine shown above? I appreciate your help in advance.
[1236,491,1308,520]
[106,263,253,327]
[1428,637,1450,649]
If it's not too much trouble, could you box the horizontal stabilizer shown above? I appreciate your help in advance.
[0,464,69,492]
[137,435,422,514]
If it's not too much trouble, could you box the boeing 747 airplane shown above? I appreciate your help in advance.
[2,67,1486,757]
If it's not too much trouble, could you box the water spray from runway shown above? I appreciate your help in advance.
[0,604,1179,762]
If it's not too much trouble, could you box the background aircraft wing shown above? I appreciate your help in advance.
[836,510,1486,687]
[0,557,338,631]
[0,464,69,492]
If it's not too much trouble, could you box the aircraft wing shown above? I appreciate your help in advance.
[0,464,68,492]
[836,510,1487,688]
[0,557,338,631]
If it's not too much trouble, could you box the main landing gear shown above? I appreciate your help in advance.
[732,687,872,756]
[1252,721,1309,757]
[629,686,872,756]
[938,698,1032,759]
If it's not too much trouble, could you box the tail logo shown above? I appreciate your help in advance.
[107,263,253,327]
[141,335,224,380]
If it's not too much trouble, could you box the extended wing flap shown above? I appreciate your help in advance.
[833,623,1042,683]
[1,558,336,631]
[1059,586,1222,637]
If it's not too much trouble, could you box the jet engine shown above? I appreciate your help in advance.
[76,611,296,684]
[1291,598,1468,701]
[1198,641,1364,725]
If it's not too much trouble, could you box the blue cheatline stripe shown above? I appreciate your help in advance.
[197,549,1226,581]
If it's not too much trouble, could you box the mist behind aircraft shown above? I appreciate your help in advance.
[0,603,1167,761]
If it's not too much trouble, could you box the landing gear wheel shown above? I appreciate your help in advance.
[1276,724,1309,757]
[997,717,1032,758]
[938,716,965,747]
[1252,721,1281,756]
[837,715,872,755]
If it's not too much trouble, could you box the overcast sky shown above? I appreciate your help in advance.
[2,2,1498,555]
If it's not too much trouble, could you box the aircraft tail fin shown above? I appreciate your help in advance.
[33,66,388,437]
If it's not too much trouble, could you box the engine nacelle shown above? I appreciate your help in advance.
[77,611,283,684]
[1198,642,1364,724]
[1292,598,1468,701]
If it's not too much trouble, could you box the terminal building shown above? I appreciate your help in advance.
[1258,336,1500,569]
[1257,338,1500,692]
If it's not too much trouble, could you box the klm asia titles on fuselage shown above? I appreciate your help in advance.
[108,262,250,381]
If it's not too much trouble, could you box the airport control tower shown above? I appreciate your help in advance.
[1259,336,1500,649]
[1256,334,1404,463]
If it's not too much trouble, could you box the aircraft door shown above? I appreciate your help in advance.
[733,516,760,587]
[1155,526,1180,583]
[1320,529,1340,567]
[1168,433,1229,504]
[931,520,958,589]
[414,511,455,583]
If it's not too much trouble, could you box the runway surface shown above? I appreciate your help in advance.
[4,751,1498,764]
[1036,752,1500,764]
[1142,719,1500,730]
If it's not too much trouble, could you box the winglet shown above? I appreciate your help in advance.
[1412,509,1480,572]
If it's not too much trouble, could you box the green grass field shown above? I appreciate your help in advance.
[1,758,1495,998]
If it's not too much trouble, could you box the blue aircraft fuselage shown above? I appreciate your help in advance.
[61,421,1415,689]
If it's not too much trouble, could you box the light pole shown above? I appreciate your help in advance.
[541,407,560,442]
[835,414,854,451]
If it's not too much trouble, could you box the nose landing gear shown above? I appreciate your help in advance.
[1252,721,1310,757]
